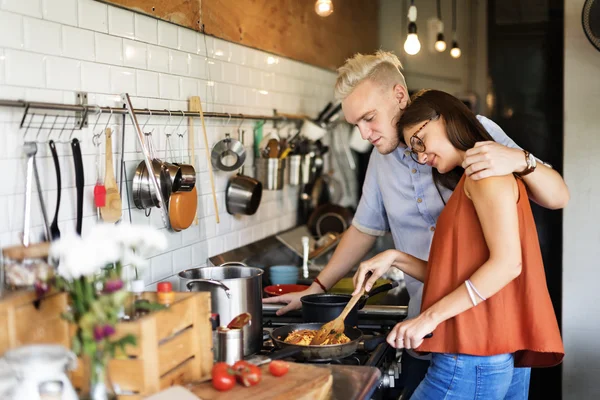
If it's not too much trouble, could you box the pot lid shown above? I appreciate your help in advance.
[583,0,600,52]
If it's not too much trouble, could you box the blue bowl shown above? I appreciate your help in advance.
[269,265,299,285]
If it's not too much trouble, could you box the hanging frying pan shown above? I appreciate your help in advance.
[583,0,600,52]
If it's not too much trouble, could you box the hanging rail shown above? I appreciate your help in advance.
[0,99,307,122]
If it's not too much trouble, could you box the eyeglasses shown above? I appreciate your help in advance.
[409,119,431,165]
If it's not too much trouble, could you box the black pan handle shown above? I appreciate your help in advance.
[361,335,388,352]
[267,346,303,361]
[358,281,400,309]
[71,139,84,236]
[49,140,61,240]
[316,102,333,123]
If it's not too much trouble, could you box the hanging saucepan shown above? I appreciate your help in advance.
[225,130,262,216]
[132,132,170,210]
[167,133,197,231]
[211,133,246,172]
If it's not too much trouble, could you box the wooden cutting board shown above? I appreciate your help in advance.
[188,362,332,400]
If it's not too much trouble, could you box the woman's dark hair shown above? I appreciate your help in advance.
[397,89,495,190]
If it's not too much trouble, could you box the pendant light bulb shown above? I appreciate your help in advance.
[404,22,421,56]
[435,33,447,52]
[450,41,461,58]
[315,0,334,17]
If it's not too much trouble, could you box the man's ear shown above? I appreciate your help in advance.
[393,84,409,110]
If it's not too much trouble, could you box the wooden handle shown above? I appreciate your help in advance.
[188,97,200,226]
[340,288,364,321]
[2,242,50,261]
[104,128,117,189]
[197,98,220,224]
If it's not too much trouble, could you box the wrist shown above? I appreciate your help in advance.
[422,307,444,326]
[514,148,529,174]
[311,278,327,293]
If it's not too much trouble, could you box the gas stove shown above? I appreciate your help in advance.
[261,307,409,399]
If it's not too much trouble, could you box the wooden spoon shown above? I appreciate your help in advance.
[100,128,122,223]
[310,287,365,345]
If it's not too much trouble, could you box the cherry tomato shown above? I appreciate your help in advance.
[269,360,290,377]
[211,362,236,391]
[232,360,262,387]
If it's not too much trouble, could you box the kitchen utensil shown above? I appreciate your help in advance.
[188,97,200,225]
[180,262,263,355]
[211,132,246,172]
[197,97,220,223]
[48,140,61,240]
[310,288,365,345]
[31,144,51,241]
[3,344,78,400]
[225,130,263,216]
[300,281,400,326]
[22,142,36,247]
[264,284,309,297]
[123,93,171,229]
[100,128,122,223]
[168,132,197,232]
[71,139,84,235]
[300,119,327,141]
[269,323,384,362]
[315,102,334,124]
[287,154,302,186]
[173,132,195,191]
[217,327,244,365]
[266,138,279,158]
[307,204,354,237]
[301,236,309,279]
[269,265,299,285]
[320,102,342,125]
[227,312,252,329]
[583,0,600,52]
[255,158,285,190]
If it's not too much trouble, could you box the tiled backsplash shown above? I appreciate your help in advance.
[0,0,340,290]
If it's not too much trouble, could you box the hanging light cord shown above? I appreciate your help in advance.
[437,0,442,20]
[452,0,457,34]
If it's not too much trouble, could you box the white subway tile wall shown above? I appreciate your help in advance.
[0,1,340,290]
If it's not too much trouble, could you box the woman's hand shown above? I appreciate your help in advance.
[386,314,438,350]
[352,250,401,295]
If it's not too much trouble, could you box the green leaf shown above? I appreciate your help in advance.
[82,339,97,357]
[71,334,82,355]
[135,302,167,312]
[61,311,75,323]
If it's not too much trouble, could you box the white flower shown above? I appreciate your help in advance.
[50,224,167,281]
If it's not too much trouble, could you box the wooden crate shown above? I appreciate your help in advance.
[0,290,70,354]
[70,291,213,400]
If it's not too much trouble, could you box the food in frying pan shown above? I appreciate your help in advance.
[283,329,351,346]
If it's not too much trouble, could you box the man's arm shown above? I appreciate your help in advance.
[262,226,377,315]
[462,142,569,210]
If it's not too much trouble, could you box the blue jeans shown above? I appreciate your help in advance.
[411,353,531,400]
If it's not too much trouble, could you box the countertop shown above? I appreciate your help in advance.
[319,364,381,400]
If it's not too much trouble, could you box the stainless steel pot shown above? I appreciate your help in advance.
[226,173,262,215]
[179,262,263,356]
[133,159,170,209]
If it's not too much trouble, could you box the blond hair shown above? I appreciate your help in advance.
[334,50,407,100]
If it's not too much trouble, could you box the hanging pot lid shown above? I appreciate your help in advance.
[583,0,600,52]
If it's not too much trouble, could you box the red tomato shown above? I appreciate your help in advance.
[232,360,252,372]
[269,360,290,377]
[239,364,262,387]
[211,362,236,391]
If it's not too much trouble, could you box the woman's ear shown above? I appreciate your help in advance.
[393,84,409,110]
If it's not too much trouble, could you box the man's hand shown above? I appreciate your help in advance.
[463,141,527,180]
[262,285,323,316]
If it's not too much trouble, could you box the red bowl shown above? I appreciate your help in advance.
[264,284,309,297]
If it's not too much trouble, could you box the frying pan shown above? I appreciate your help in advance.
[269,322,385,362]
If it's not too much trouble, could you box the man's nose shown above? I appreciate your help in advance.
[359,125,371,141]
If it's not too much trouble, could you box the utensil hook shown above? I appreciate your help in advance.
[142,108,154,134]
[237,117,245,141]
[35,114,48,143]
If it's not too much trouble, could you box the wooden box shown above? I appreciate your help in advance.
[71,291,213,399]
[0,290,70,354]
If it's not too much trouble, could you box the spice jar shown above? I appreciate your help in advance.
[157,281,175,306]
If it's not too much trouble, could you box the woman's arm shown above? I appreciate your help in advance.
[387,175,523,349]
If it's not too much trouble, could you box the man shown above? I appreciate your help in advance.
[263,50,569,398]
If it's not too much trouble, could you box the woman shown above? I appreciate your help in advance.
[353,89,564,399]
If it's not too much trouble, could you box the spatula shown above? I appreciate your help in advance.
[309,287,365,345]
[100,128,122,223]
